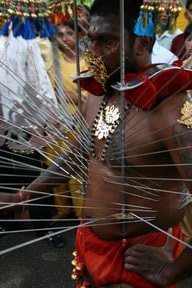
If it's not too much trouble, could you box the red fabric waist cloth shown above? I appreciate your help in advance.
[75,224,182,288]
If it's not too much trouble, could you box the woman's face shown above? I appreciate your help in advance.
[77,8,90,33]
[185,34,192,58]
[57,25,75,53]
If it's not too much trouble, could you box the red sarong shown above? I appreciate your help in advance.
[75,224,182,288]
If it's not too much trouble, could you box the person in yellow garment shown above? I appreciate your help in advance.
[45,18,88,221]
[57,19,88,111]
[177,7,189,32]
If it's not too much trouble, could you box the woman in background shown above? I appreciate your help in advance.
[45,19,88,222]
[182,22,192,66]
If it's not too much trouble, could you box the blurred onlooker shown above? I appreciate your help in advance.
[152,40,178,64]
[56,19,88,108]
[36,36,55,86]
[171,0,192,59]
[44,19,88,223]
[0,192,23,232]
[177,6,189,32]
[156,3,182,50]
[77,4,90,38]
[0,147,42,231]
[182,22,192,66]
[21,36,66,249]
[0,6,63,247]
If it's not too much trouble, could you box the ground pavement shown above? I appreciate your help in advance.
[0,219,77,288]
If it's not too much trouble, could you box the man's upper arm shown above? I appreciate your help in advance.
[159,92,192,191]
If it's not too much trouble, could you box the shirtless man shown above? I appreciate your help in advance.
[26,0,192,287]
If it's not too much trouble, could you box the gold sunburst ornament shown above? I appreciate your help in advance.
[177,90,192,128]
[95,105,120,140]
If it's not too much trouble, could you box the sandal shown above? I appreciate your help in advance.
[46,231,65,248]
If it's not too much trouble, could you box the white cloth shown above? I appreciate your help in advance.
[156,28,182,50]
[152,41,178,64]
[0,33,59,150]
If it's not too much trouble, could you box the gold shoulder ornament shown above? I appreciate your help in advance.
[177,90,192,129]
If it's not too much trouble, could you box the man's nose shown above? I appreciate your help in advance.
[62,35,67,42]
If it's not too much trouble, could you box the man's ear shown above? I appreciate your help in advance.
[136,37,153,55]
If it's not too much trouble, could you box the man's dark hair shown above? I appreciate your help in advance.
[184,22,192,39]
[90,0,143,37]
[186,0,192,10]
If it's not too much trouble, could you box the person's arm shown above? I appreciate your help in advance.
[0,191,30,215]
[124,230,192,286]
[0,192,19,204]
[26,139,83,198]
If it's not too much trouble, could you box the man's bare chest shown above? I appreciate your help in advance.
[85,95,166,167]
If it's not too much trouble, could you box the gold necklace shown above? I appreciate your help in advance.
[90,96,133,162]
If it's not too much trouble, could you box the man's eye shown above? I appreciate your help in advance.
[101,37,110,44]
[67,32,73,36]
[100,36,114,46]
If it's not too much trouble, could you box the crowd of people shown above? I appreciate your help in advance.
[0,3,91,248]
[1,0,192,287]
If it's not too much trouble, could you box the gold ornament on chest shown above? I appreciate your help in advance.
[90,96,133,162]
[95,105,120,140]
[177,90,192,128]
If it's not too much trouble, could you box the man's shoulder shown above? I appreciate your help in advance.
[156,91,187,116]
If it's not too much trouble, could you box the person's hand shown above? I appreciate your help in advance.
[124,228,175,287]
